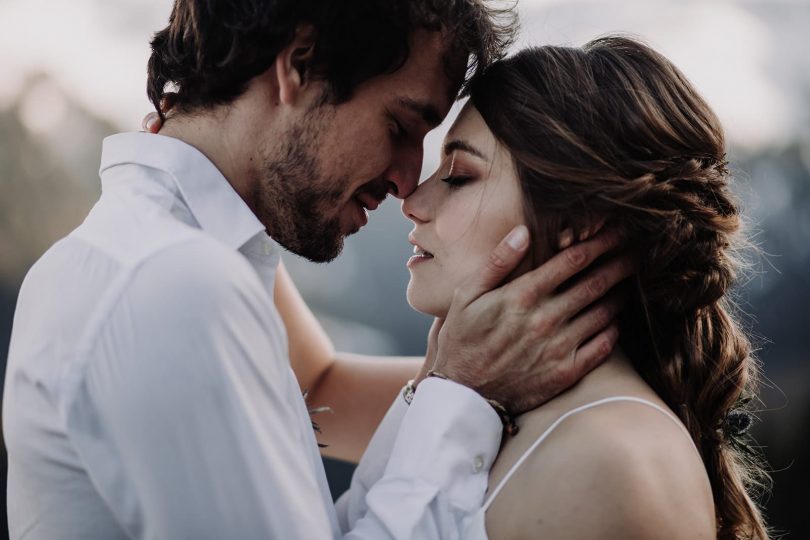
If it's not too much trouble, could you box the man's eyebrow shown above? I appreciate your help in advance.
[444,139,489,161]
[398,97,443,129]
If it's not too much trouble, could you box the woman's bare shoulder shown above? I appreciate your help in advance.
[485,399,716,540]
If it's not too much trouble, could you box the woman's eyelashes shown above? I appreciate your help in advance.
[440,174,474,189]
[440,152,476,189]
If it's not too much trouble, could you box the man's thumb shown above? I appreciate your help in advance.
[465,225,529,299]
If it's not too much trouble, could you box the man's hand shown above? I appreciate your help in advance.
[431,225,633,415]
[142,111,161,133]
[415,318,444,383]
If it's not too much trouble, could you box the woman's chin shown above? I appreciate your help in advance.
[406,288,449,319]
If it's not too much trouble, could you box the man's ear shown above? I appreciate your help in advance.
[275,23,317,105]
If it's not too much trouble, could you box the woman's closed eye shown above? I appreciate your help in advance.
[440,175,474,189]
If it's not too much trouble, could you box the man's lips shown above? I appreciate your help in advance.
[346,190,385,233]
[350,198,368,230]
[354,191,385,211]
[347,183,388,232]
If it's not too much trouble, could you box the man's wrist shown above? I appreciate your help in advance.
[404,370,520,436]
[385,376,502,508]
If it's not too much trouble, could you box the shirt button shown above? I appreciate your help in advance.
[262,243,273,256]
[472,456,485,473]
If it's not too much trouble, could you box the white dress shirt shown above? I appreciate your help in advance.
[3,132,502,539]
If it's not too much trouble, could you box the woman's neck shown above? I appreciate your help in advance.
[516,346,657,424]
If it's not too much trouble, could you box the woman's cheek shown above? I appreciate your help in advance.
[456,250,489,289]
[437,192,483,240]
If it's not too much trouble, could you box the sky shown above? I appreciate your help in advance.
[1,0,807,157]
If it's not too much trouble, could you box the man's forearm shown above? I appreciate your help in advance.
[274,261,423,461]
[307,354,422,463]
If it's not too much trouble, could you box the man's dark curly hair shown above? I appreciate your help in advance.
[146,0,517,120]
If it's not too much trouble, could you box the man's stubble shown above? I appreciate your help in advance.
[253,105,350,263]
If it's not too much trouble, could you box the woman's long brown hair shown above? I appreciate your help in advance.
[470,36,769,539]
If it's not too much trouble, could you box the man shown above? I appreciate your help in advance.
[4,1,629,538]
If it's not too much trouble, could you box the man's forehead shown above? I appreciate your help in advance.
[393,29,465,110]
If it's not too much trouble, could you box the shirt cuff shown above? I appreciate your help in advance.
[383,377,502,510]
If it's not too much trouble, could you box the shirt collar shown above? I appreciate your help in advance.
[99,132,266,250]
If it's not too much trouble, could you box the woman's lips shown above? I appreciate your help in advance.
[407,245,434,268]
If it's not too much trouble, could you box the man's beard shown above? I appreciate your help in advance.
[252,108,349,263]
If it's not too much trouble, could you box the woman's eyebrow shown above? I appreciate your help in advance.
[443,139,489,161]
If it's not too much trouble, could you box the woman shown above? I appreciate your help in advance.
[402,36,768,539]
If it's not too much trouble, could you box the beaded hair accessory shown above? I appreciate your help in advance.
[722,409,753,438]
[718,397,757,457]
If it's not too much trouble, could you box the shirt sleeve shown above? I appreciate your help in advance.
[59,240,335,539]
[339,379,503,539]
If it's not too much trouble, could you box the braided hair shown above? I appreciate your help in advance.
[470,36,769,539]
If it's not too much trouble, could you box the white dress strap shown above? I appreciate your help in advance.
[481,396,694,512]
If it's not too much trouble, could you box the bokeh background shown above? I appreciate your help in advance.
[1,0,808,537]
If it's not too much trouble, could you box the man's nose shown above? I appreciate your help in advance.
[386,147,423,199]
[386,172,418,199]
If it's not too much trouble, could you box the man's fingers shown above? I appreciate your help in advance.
[141,112,161,133]
[543,253,634,323]
[518,320,619,412]
[567,321,620,380]
[458,225,529,304]
[551,290,624,359]
[580,217,607,241]
[511,228,623,302]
